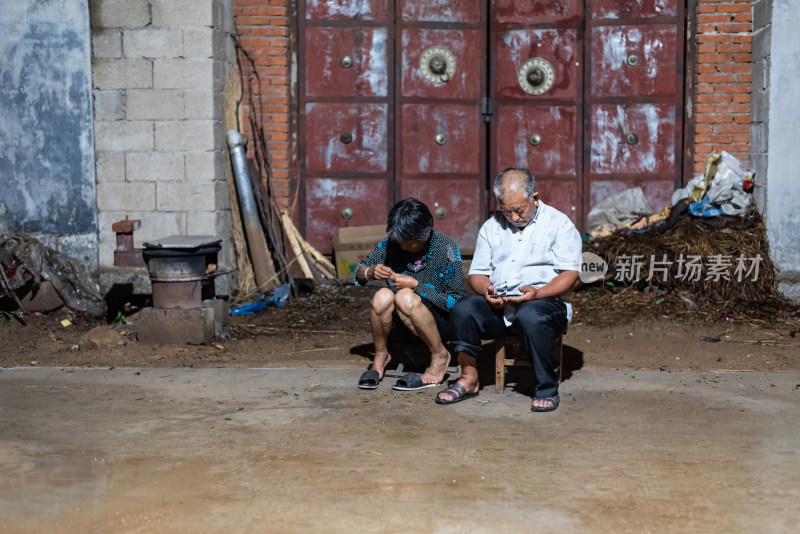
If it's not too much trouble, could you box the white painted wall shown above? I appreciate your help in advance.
[0,0,98,268]
[767,0,800,301]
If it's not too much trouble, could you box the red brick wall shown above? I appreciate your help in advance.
[233,0,292,209]
[693,0,753,174]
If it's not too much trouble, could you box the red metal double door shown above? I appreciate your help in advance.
[300,0,685,253]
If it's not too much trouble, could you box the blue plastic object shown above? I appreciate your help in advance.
[689,197,723,218]
[229,283,291,316]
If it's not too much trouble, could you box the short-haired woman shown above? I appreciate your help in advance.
[354,198,463,390]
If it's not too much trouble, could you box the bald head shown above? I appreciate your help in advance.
[493,168,536,201]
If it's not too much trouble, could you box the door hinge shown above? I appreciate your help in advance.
[481,97,494,123]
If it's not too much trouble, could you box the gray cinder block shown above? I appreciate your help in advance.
[137,307,214,344]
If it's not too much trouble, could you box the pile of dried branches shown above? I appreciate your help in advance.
[577,210,797,324]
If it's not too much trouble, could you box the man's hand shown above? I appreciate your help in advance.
[371,264,394,280]
[506,285,539,303]
[484,285,505,309]
[391,273,418,290]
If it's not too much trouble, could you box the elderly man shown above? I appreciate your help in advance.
[436,168,582,412]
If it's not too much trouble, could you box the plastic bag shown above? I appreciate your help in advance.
[229,283,291,315]
[1,234,107,316]
[586,187,652,235]
[671,151,753,216]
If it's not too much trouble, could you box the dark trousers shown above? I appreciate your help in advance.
[448,295,568,398]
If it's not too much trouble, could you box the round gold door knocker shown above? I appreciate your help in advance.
[420,46,457,84]
[518,58,555,96]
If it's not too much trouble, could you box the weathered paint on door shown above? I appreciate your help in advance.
[585,0,685,219]
[298,0,685,252]
[396,6,487,248]
[491,0,584,224]
[299,1,394,252]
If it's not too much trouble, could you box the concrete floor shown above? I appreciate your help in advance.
[1,367,798,533]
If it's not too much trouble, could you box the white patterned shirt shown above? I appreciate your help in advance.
[468,201,582,323]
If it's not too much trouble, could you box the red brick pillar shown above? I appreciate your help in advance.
[233,0,292,209]
[693,0,753,175]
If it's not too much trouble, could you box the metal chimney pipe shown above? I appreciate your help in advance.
[226,130,275,292]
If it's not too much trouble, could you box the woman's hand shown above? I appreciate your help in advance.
[390,273,418,290]
[371,264,394,280]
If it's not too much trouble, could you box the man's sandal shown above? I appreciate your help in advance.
[531,395,560,412]
[435,382,479,405]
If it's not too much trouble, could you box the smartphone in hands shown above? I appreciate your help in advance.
[488,283,508,300]
[488,289,522,299]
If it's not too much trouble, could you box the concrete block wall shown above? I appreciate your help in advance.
[750,0,770,213]
[232,0,292,208]
[693,0,753,174]
[90,0,237,293]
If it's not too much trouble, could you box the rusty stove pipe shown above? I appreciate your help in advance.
[226,130,273,292]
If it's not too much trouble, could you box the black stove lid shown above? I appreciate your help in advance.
[143,235,221,250]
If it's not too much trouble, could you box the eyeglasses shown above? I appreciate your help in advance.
[498,205,530,217]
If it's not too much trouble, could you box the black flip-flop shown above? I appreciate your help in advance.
[357,369,381,390]
[531,395,560,412]
[392,372,441,391]
[435,382,479,405]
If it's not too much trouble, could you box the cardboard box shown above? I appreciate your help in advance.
[333,225,386,279]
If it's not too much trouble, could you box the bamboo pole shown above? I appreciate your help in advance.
[280,212,314,279]
[293,234,335,278]
[295,231,336,274]
[278,211,337,279]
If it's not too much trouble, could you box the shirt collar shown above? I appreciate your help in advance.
[421,231,436,261]
[530,200,544,225]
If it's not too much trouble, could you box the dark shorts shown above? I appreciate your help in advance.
[388,296,450,345]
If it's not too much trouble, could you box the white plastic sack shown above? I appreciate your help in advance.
[586,187,652,235]
[716,151,754,182]
[718,189,752,216]
[671,151,753,216]
[671,174,704,205]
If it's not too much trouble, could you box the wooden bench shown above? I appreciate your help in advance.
[493,335,563,393]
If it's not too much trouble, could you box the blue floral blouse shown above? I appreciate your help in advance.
[354,230,463,312]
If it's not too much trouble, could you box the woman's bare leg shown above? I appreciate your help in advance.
[393,289,450,384]
[369,288,395,378]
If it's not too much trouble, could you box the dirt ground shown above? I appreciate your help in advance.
[2,283,798,374]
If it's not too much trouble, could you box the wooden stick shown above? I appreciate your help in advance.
[0,266,29,315]
[295,231,335,272]
[280,212,336,279]
[284,347,343,355]
[297,240,335,278]
[244,326,343,334]
[290,228,335,278]
[280,212,313,278]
